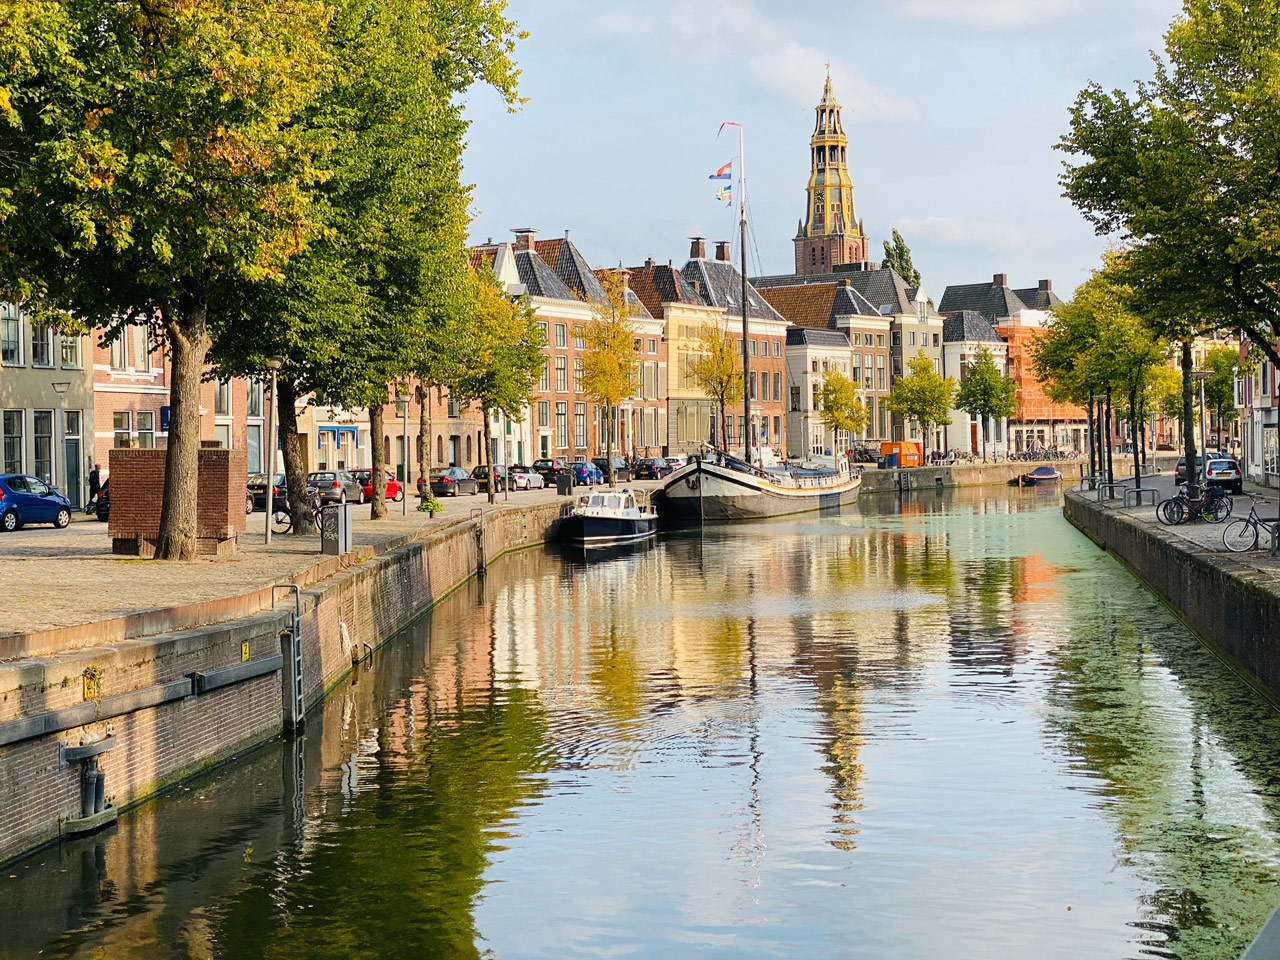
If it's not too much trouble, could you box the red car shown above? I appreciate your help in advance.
[352,469,403,502]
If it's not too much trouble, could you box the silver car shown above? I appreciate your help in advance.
[307,470,364,504]
[509,465,545,490]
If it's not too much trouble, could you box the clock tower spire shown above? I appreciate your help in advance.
[794,74,870,275]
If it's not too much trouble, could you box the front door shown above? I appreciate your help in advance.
[970,421,978,454]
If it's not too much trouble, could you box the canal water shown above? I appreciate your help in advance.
[4,488,1280,959]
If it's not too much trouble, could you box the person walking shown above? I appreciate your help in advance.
[86,463,101,513]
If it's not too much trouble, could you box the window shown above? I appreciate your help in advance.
[555,324,567,348]
[538,400,549,428]
[555,356,567,392]
[214,380,231,417]
[574,358,584,393]
[749,370,757,400]
[774,340,781,358]
[133,325,150,372]
[811,360,819,373]
[113,412,131,447]
[852,358,862,383]
[864,334,873,346]
[247,381,263,418]
[536,321,548,342]
[555,402,568,448]
[878,402,887,439]
[908,331,916,346]
[892,332,901,346]
[539,357,550,391]
[574,402,587,449]
[246,423,262,473]
[876,334,885,347]
[648,338,658,354]
[773,371,781,402]
[136,411,155,449]
[1,310,19,365]
[932,333,940,348]
[773,416,781,445]
[2,410,21,472]
[750,339,758,357]
[791,386,801,412]
[109,334,126,370]
[866,398,876,439]
[877,355,886,391]
[32,410,52,483]
[60,335,80,368]
[30,325,53,367]
[574,326,585,350]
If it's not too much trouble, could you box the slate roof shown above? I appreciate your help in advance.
[681,258,787,323]
[831,284,880,319]
[514,250,577,300]
[625,262,703,318]
[786,326,850,348]
[1013,285,1065,311]
[590,268,654,319]
[942,310,1003,344]
[535,237,606,301]
[937,281,1028,320]
[754,265,925,317]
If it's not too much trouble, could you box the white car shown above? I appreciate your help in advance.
[509,465,545,490]
[666,455,688,470]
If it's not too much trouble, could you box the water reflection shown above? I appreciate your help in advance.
[3,486,1280,959]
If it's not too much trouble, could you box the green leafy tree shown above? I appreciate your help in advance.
[881,229,921,287]
[453,273,544,504]
[0,0,333,558]
[690,324,744,451]
[955,346,1016,462]
[579,270,640,486]
[1203,345,1248,450]
[817,370,869,446]
[886,351,955,458]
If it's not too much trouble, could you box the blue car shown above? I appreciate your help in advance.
[570,460,603,486]
[1,474,72,531]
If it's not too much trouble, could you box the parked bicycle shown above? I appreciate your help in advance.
[270,487,324,535]
[1157,485,1233,525]
[1222,497,1280,552]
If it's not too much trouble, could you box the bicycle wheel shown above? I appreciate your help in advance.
[1205,496,1233,523]
[1157,499,1182,525]
[271,509,292,534]
[1223,518,1259,552]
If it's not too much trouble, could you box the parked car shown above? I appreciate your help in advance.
[665,455,688,470]
[509,465,545,490]
[307,470,364,504]
[1205,458,1244,493]
[0,474,72,531]
[634,457,673,480]
[247,473,287,511]
[533,458,569,482]
[472,464,507,493]
[95,479,110,521]
[592,456,632,482]
[1174,452,1223,483]
[428,466,478,497]
[570,460,603,486]
[351,469,403,503]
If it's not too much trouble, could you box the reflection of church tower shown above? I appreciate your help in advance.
[794,73,870,275]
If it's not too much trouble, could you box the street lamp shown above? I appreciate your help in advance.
[51,382,69,499]
[1192,370,1212,494]
[395,383,409,516]
[1089,393,1107,488]
[265,357,283,547]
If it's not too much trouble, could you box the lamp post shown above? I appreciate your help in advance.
[51,382,69,498]
[1192,370,1211,494]
[396,384,409,517]
[1089,394,1106,490]
[265,358,282,547]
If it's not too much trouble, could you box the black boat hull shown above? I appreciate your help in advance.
[561,513,658,546]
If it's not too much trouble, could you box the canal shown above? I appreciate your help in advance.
[3,488,1280,959]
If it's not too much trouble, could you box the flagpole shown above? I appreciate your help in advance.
[738,123,752,467]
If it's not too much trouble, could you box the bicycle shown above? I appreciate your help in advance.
[1157,486,1232,525]
[1222,498,1280,552]
[270,488,324,535]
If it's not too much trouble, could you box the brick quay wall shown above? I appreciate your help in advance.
[1064,490,1280,705]
[0,501,566,866]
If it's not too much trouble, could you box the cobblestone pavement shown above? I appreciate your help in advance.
[0,481,662,640]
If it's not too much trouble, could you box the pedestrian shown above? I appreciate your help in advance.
[87,463,101,512]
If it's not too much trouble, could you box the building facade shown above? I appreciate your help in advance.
[940,311,1011,458]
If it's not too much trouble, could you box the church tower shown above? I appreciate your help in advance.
[794,73,870,275]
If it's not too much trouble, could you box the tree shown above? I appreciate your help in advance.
[0,0,333,558]
[955,346,1016,462]
[817,371,869,450]
[690,324,744,453]
[881,229,921,287]
[886,351,955,458]
[1203,345,1249,451]
[452,273,544,504]
[578,270,640,486]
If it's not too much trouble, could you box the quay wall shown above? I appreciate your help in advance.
[0,501,566,866]
[859,455,1175,496]
[1063,491,1280,704]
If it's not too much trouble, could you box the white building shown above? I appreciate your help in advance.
[941,311,1010,459]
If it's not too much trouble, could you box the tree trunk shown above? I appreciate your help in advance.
[155,304,211,560]
[369,403,387,520]
[1104,389,1114,485]
[1086,397,1096,487]
[277,378,315,535]
[483,411,495,504]
[981,416,988,463]
[606,402,615,487]
[417,384,429,501]
[1130,384,1141,490]
[1182,340,1198,497]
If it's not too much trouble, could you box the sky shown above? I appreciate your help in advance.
[461,0,1183,300]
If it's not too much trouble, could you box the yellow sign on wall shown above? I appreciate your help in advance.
[83,674,97,700]
[241,641,250,662]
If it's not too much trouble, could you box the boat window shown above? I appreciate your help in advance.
[589,495,605,507]
[606,495,621,510]
[623,497,635,509]
[577,496,589,508]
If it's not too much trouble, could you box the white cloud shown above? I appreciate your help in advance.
[588,1,916,124]
[894,215,1034,252]
[898,0,1070,30]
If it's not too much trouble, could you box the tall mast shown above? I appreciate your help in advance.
[739,123,752,466]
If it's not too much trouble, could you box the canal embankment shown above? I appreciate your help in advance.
[1064,487,1280,705]
[0,496,568,866]
[860,454,1172,496]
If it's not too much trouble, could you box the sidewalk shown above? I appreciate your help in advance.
[0,484,645,644]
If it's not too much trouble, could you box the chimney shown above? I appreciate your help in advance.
[512,228,537,252]
[1038,279,1052,292]
[644,257,655,273]
[564,229,571,240]
[691,279,701,295]
[993,273,1007,288]
[715,241,731,262]
[689,237,706,260]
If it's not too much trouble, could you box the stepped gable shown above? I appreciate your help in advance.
[625,261,703,318]
[681,257,786,324]
[942,310,1002,344]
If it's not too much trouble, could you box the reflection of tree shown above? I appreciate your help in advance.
[588,624,644,724]
[1045,604,1280,958]
[207,686,553,960]
[820,676,865,851]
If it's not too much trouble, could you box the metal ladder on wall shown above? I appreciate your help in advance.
[273,585,304,733]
